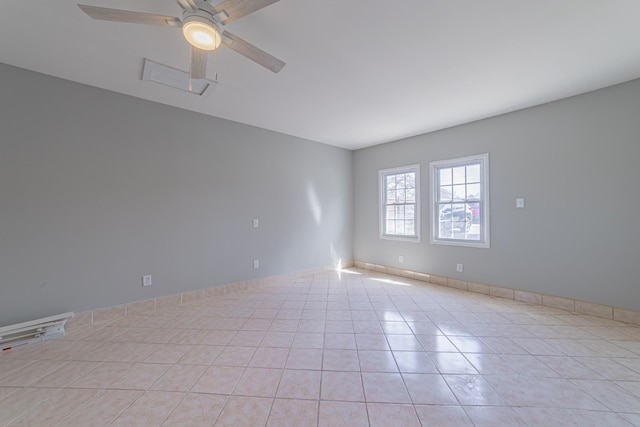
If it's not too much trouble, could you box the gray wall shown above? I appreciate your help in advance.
[0,63,353,326]
[354,78,640,312]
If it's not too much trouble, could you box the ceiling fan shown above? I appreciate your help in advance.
[78,0,285,79]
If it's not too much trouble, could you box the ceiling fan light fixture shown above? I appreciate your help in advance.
[182,16,221,50]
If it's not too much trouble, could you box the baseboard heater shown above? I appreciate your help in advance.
[0,312,74,352]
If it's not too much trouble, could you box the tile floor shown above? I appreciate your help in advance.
[2,268,640,426]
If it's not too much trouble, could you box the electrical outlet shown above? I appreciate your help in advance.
[253,259,259,269]
[253,219,259,228]
[456,263,463,273]
[142,275,152,287]
[399,255,404,264]
[516,198,525,208]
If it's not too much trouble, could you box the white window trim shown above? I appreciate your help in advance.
[379,164,421,242]
[430,153,490,248]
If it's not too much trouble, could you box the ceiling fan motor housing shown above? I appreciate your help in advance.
[181,10,223,50]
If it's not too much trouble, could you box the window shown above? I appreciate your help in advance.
[379,165,420,241]
[430,154,489,247]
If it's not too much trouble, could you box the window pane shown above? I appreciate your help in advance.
[406,173,415,189]
[406,187,415,202]
[386,206,395,220]
[439,168,452,185]
[452,166,466,184]
[439,185,452,202]
[396,174,406,190]
[386,175,396,189]
[452,184,466,200]
[406,220,415,235]
[406,205,415,220]
[466,164,480,183]
[386,219,396,235]
[380,166,419,240]
[397,189,406,203]
[431,155,488,246]
[467,183,481,200]
[387,190,396,204]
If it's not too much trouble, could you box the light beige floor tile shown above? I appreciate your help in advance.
[59,389,141,427]
[355,333,389,350]
[212,346,256,366]
[353,321,384,334]
[267,399,318,427]
[325,320,354,333]
[151,364,208,392]
[362,372,411,403]
[261,332,295,348]
[108,362,171,390]
[249,347,289,369]
[366,403,421,427]
[323,349,360,371]
[292,332,325,348]
[270,319,299,332]
[233,367,282,397]
[8,388,99,427]
[68,361,132,388]
[537,355,604,380]
[296,319,325,332]
[202,330,237,346]
[324,333,357,349]
[577,356,640,381]
[402,373,457,405]
[573,379,640,413]
[177,345,223,365]
[286,348,323,370]
[29,361,99,388]
[229,330,266,346]
[414,405,473,426]
[484,375,607,410]
[276,369,321,400]
[428,352,478,374]
[393,351,438,373]
[416,334,458,352]
[191,365,244,394]
[443,374,505,405]
[321,371,364,401]
[5,268,640,427]
[464,406,529,427]
[144,344,192,364]
[358,350,398,372]
[240,318,275,332]
[214,396,273,427]
[110,391,184,426]
[0,360,68,387]
[318,401,368,427]
[0,388,59,425]
[514,406,633,427]
[449,336,494,353]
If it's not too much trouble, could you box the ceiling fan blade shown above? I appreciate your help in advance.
[176,0,198,12]
[222,31,285,73]
[213,0,279,25]
[190,46,208,80]
[78,4,181,27]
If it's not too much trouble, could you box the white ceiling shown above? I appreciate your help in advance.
[2,1,640,150]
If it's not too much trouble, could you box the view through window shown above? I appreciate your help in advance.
[379,165,420,241]
[431,154,489,247]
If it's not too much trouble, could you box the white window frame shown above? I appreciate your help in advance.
[379,165,420,242]
[430,153,490,248]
